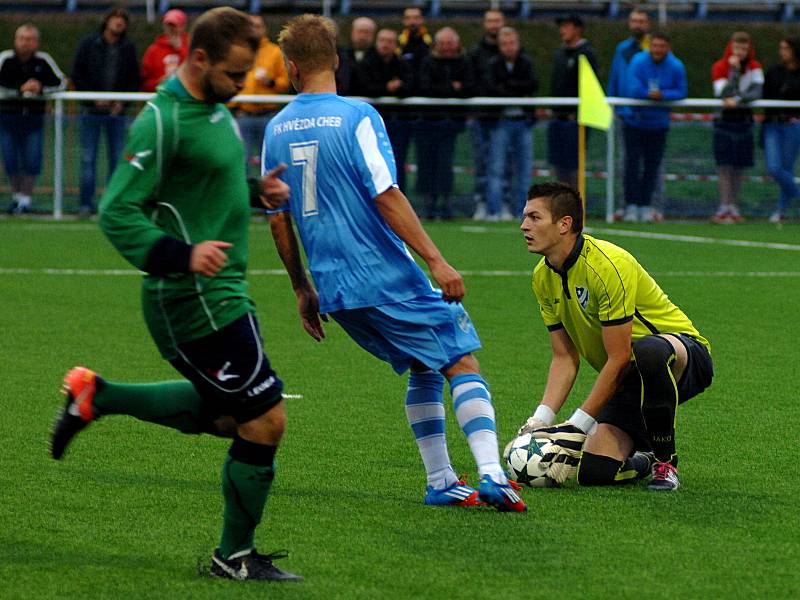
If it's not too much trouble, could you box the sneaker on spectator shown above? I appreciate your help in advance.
[613,207,626,222]
[485,213,500,223]
[472,202,488,221]
[623,204,639,222]
[729,205,744,222]
[651,208,664,222]
[640,206,657,223]
[769,212,786,223]
[499,205,516,222]
[711,206,733,224]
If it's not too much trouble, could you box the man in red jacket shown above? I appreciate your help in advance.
[140,9,188,92]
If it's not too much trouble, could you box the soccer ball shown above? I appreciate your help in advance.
[503,433,556,488]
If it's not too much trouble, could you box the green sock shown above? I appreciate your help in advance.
[219,440,277,558]
[93,379,211,434]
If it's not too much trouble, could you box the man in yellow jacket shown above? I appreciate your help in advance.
[231,14,291,169]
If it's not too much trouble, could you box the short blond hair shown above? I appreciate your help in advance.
[278,14,338,74]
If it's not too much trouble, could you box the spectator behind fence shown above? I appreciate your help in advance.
[711,32,763,224]
[399,5,432,92]
[71,7,139,216]
[140,9,188,93]
[548,14,600,189]
[608,8,651,221]
[468,9,505,220]
[485,27,538,221]
[416,27,474,220]
[763,36,800,223]
[356,28,413,190]
[622,32,687,223]
[230,15,290,169]
[336,17,375,96]
[0,24,66,214]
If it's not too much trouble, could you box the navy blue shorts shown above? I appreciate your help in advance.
[330,291,482,374]
[597,334,714,451]
[713,121,754,168]
[169,313,284,424]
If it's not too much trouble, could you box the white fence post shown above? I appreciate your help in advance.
[53,96,64,220]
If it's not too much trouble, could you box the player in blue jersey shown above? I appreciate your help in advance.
[263,14,525,512]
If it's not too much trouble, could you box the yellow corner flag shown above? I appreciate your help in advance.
[578,55,611,131]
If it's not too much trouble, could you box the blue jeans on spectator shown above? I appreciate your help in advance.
[622,125,668,207]
[763,121,800,215]
[79,113,127,212]
[487,119,533,217]
[415,119,462,219]
[0,114,44,177]
[384,116,415,193]
[470,118,491,202]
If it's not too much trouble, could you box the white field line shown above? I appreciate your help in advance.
[1,267,799,278]
[461,225,800,252]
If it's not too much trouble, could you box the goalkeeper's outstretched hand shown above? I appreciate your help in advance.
[537,422,587,484]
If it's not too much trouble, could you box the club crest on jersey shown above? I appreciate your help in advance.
[125,149,152,171]
[457,311,473,334]
[575,286,589,310]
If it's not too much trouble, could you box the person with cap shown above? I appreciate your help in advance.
[547,14,600,188]
[140,9,189,92]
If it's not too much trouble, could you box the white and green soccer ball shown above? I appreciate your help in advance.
[503,433,557,488]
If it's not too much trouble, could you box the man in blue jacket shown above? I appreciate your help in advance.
[622,32,686,222]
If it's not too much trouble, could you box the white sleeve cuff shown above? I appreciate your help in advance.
[533,404,557,426]
[569,408,597,435]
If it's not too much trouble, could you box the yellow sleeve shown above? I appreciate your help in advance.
[591,254,637,324]
[533,272,562,330]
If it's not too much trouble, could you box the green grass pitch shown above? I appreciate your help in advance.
[0,217,798,599]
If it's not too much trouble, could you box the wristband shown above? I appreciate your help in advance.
[569,408,597,435]
[533,404,556,426]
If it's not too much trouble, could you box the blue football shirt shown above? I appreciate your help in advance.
[263,93,433,312]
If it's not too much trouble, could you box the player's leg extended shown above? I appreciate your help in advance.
[50,367,221,459]
[445,355,526,512]
[407,364,481,507]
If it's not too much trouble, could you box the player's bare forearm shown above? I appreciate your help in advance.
[268,211,311,292]
[580,321,634,417]
[540,329,580,412]
[375,187,465,302]
[375,187,445,264]
[268,211,327,341]
[541,353,579,413]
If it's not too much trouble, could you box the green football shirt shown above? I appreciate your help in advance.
[100,77,254,359]
[532,234,710,372]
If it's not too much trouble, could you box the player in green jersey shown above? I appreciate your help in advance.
[516,182,713,491]
[49,8,303,581]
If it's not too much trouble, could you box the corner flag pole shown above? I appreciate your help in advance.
[578,124,586,224]
[577,55,612,224]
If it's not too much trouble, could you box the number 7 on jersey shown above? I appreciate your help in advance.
[289,140,319,217]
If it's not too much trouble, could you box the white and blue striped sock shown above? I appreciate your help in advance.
[406,371,458,491]
[451,373,507,484]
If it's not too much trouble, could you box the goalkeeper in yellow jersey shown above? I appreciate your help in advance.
[517,182,713,491]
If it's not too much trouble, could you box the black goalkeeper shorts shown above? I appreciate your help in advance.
[169,313,284,424]
[597,334,714,451]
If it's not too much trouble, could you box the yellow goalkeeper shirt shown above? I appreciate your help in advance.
[532,234,710,372]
